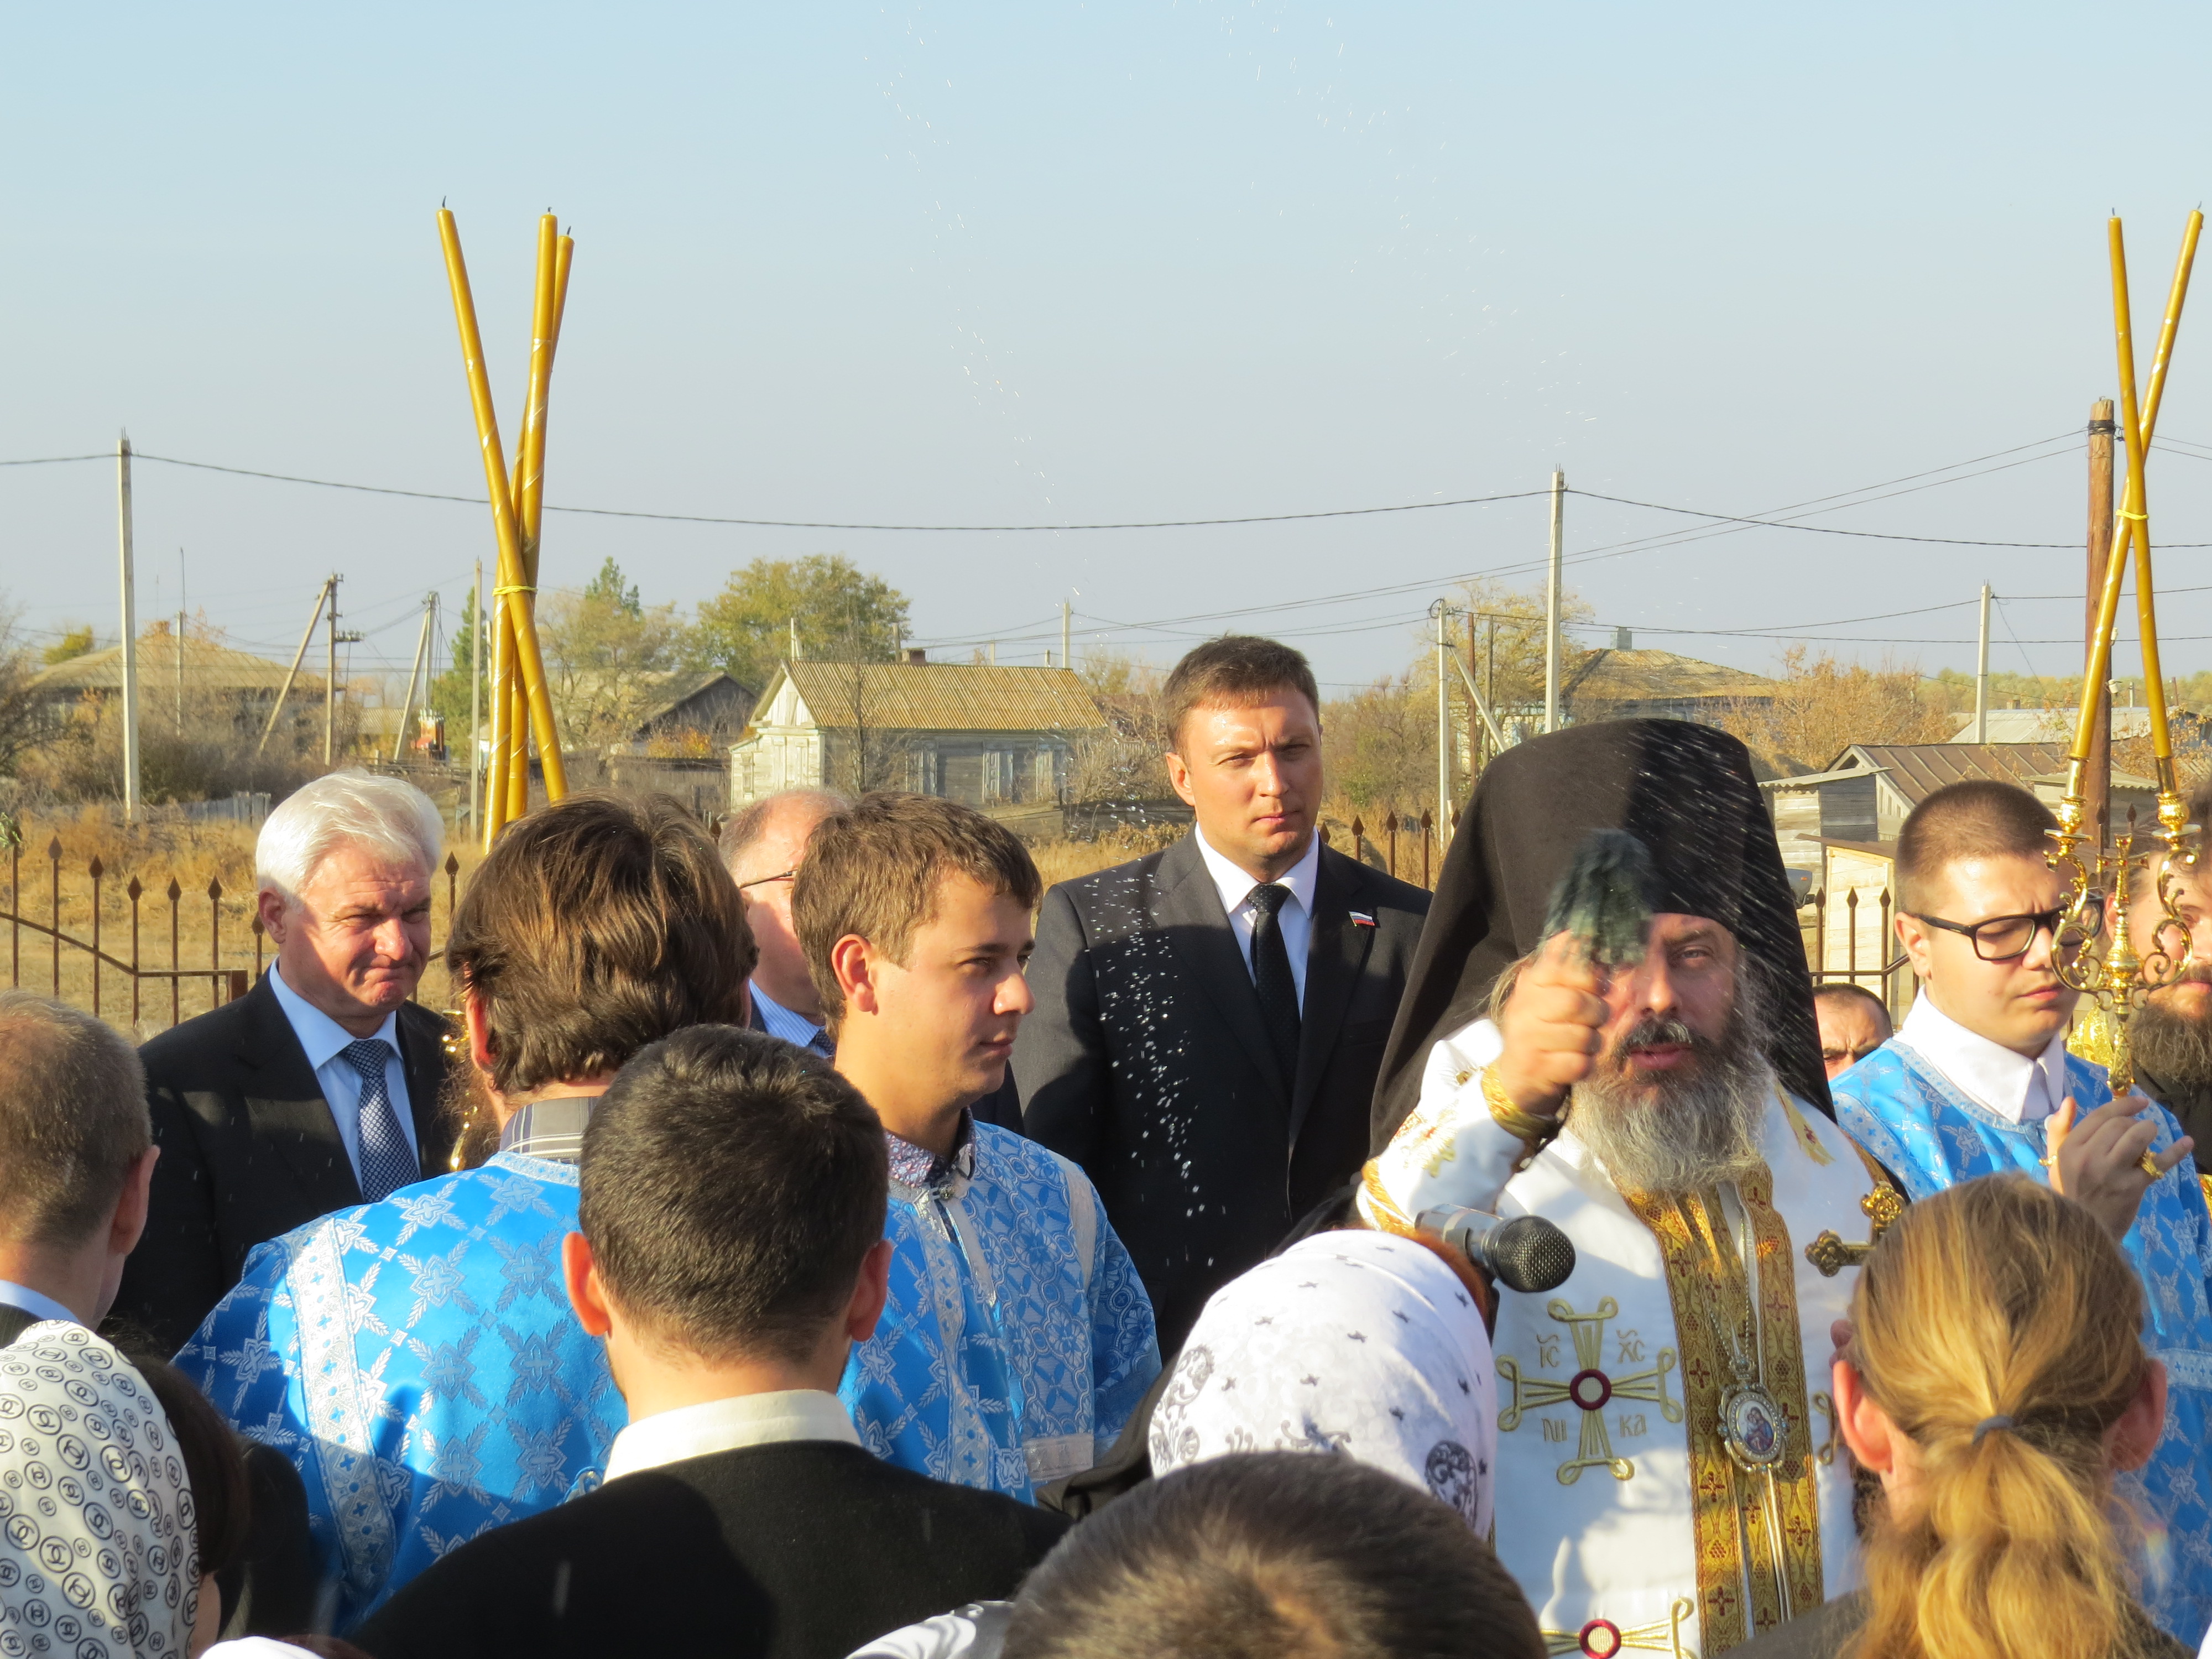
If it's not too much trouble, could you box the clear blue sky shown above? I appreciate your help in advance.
[8,2,2212,694]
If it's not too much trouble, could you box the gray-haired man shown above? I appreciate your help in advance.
[116,770,458,1350]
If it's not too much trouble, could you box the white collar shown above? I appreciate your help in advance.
[0,1279,79,1328]
[603,1389,858,1482]
[268,964,401,1070]
[1194,826,1321,919]
[1899,992,2072,1125]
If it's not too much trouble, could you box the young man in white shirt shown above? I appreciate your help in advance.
[1832,778,2212,1643]
[354,1024,1066,1659]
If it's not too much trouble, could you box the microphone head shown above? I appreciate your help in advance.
[1488,1215,1577,1294]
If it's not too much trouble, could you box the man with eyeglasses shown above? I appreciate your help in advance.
[1831,778,2212,1646]
[723,788,854,1058]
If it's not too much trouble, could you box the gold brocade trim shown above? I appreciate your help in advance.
[1360,1159,1416,1234]
[1624,1170,1824,1653]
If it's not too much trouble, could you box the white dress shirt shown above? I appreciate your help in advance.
[267,966,420,1181]
[604,1389,860,1481]
[0,1279,77,1328]
[1899,992,2073,1124]
[1194,828,1321,1008]
[752,982,833,1056]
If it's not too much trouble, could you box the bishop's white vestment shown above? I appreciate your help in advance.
[1361,1018,1890,1659]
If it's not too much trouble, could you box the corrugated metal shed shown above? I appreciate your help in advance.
[1844,742,2068,807]
[769,661,1105,734]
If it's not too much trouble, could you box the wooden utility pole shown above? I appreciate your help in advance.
[1544,470,1565,733]
[258,578,332,757]
[1434,601,1452,849]
[2087,399,2116,858]
[116,434,141,821]
[326,577,341,765]
[1062,600,1072,671]
[469,561,483,832]
[1973,584,1992,743]
[393,593,436,762]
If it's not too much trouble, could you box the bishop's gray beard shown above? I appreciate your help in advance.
[2133,969,2212,1097]
[1565,974,1774,1199]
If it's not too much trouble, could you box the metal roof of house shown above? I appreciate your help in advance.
[1561,649,1779,706]
[1819,743,2069,807]
[32,630,316,695]
[1946,707,2154,743]
[755,662,1106,735]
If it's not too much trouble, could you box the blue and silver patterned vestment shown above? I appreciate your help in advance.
[842,1120,1161,1502]
[176,1151,623,1632]
[1835,1042,2212,1644]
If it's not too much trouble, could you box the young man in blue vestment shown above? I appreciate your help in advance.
[178,794,756,1632]
[1831,779,2212,1644]
[793,792,1161,1502]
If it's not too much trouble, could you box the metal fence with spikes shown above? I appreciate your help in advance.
[1,837,467,1031]
[1318,809,1440,888]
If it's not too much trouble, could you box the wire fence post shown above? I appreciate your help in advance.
[48,837,61,996]
[207,878,223,1011]
[166,878,182,1026]
[88,858,103,1017]
[128,877,143,1024]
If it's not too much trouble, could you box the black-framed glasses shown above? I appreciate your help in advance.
[737,869,796,890]
[1911,900,2099,963]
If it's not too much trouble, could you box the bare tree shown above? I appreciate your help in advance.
[1718,645,1952,775]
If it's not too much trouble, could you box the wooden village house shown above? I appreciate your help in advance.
[730,655,1107,816]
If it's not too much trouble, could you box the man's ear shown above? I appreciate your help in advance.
[1895,911,1936,985]
[1164,749,1195,807]
[2111,1358,2169,1473]
[847,1238,894,1345]
[462,985,497,1076]
[257,888,290,948]
[831,935,879,1020]
[562,1231,614,1338]
[108,1146,159,1261]
[1834,1357,1900,1476]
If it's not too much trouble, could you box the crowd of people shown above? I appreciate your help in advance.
[4,633,2211,1658]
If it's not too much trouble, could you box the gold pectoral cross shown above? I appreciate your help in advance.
[1804,1182,1903,1277]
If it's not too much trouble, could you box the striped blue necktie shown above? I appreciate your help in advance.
[341,1037,419,1202]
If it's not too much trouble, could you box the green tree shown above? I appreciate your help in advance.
[539,560,690,748]
[42,625,95,666]
[690,555,910,690]
[582,556,641,616]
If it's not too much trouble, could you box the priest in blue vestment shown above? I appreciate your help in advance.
[793,794,1161,1501]
[178,795,757,1630]
[1832,780,2212,1644]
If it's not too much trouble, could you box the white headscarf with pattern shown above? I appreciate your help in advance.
[1149,1229,1498,1537]
[0,1322,197,1659]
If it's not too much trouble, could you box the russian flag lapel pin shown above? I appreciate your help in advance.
[1349,911,1376,928]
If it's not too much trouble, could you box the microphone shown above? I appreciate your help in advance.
[1416,1206,1577,1294]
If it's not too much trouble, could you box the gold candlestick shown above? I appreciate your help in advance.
[2049,212,2203,1107]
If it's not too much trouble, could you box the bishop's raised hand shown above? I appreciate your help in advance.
[1488,931,1611,1120]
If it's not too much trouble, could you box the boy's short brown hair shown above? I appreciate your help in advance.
[446,793,757,1094]
[1896,781,2056,914]
[793,792,1041,1028]
[1161,635,1321,753]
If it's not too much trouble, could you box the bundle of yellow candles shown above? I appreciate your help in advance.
[2048,209,2204,1107]
[436,208,573,848]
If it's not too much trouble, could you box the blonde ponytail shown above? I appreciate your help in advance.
[1844,1173,2158,1659]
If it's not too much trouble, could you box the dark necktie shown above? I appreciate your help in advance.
[342,1038,420,1202]
[1246,883,1303,1087]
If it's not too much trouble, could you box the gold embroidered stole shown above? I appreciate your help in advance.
[1624,1167,1824,1652]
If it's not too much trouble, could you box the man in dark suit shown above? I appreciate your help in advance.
[356,1024,1067,1659]
[116,773,458,1352]
[1015,636,1430,1350]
